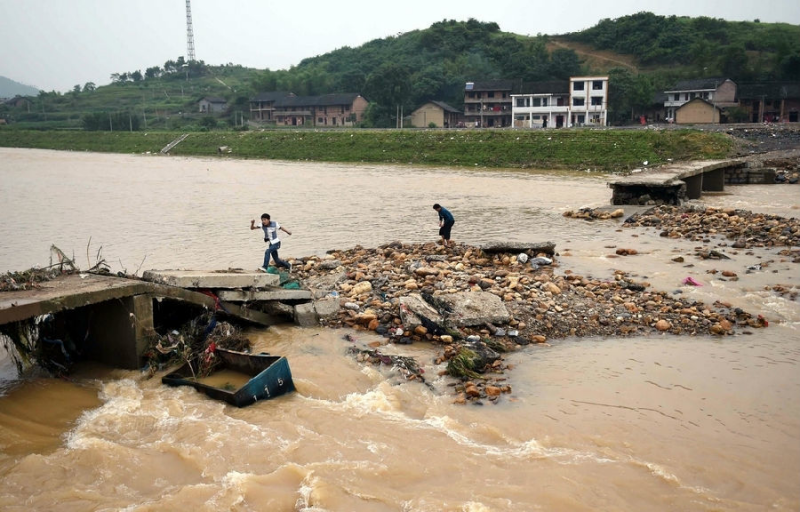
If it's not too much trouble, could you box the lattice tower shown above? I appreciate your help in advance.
[185,0,196,62]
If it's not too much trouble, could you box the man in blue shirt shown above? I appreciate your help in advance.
[250,213,292,272]
[433,203,455,248]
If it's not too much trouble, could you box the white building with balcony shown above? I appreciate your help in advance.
[663,78,737,122]
[511,76,608,128]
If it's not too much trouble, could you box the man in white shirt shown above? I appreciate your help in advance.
[250,213,292,272]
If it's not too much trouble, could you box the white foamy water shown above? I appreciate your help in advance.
[0,148,799,511]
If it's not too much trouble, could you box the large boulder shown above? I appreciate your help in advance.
[399,294,444,332]
[435,291,511,327]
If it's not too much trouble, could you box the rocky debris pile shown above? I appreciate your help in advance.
[289,240,766,404]
[623,205,800,249]
[562,208,625,220]
[729,127,800,154]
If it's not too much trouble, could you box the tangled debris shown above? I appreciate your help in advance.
[0,244,116,292]
[142,312,251,378]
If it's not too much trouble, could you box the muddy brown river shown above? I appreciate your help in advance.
[0,148,798,511]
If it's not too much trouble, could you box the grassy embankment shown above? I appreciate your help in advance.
[0,129,733,171]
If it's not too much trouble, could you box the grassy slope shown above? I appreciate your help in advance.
[0,129,733,172]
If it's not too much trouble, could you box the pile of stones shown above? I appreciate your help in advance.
[623,205,800,250]
[290,237,768,404]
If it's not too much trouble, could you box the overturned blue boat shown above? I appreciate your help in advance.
[162,348,295,407]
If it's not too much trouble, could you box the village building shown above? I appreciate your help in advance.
[664,78,737,123]
[3,96,31,109]
[410,100,463,128]
[273,93,368,127]
[249,91,295,123]
[463,80,514,128]
[737,82,800,123]
[675,97,724,124]
[510,80,569,128]
[198,96,228,114]
[509,76,609,128]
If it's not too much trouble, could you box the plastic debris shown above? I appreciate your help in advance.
[682,276,702,286]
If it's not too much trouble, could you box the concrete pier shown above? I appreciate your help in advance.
[0,272,303,370]
[608,159,746,205]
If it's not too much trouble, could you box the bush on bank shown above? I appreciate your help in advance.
[0,128,733,172]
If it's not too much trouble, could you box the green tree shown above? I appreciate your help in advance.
[718,45,749,80]
[145,66,161,79]
[779,52,800,80]
[548,49,582,80]
[83,82,95,92]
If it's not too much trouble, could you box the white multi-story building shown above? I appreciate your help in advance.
[511,76,609,128]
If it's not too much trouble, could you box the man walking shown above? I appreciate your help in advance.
[250,213,292,272]
[433,203,455,248]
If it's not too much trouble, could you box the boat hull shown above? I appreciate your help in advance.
[162,349,295,407]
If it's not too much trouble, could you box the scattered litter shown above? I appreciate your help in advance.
[682,276,702,286]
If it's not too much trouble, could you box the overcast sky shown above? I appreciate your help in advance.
[1,0,798,92]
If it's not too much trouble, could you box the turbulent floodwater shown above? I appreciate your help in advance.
[0,148,799,511]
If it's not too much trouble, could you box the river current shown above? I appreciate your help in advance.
[0,148,798,511]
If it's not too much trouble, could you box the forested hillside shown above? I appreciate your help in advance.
[2,13,797,130]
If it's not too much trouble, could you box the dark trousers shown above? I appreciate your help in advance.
[264,241,289,269]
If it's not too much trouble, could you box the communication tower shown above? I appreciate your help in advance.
[185,0,196,62]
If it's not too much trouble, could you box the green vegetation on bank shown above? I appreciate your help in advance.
[0,129,733,171]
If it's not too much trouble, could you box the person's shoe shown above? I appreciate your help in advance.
[258,266,268,273]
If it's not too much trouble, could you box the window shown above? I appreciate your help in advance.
[577,114,585,124]
[516,98,526,107]
[573,82,585,91]
[674,94,679,101]
[468,92,476,99]
[318,117,323,123]
[542,98,548,106]
[591,96,602,106]
[573,97,585,106]
[703,92,709,99]
[533,98,541,107]
[684,93,689,101]
[488,92,495,98]
[592,80,603,90]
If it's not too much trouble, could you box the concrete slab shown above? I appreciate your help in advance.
[216,288,312,302]
[142,270,279,289]
[607,159,743,186]
[0,274,153,326]
[481,242,556,255]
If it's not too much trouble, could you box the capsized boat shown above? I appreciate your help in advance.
[162,348,295,407]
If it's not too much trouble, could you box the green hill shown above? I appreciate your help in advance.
[1,13,797,130]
